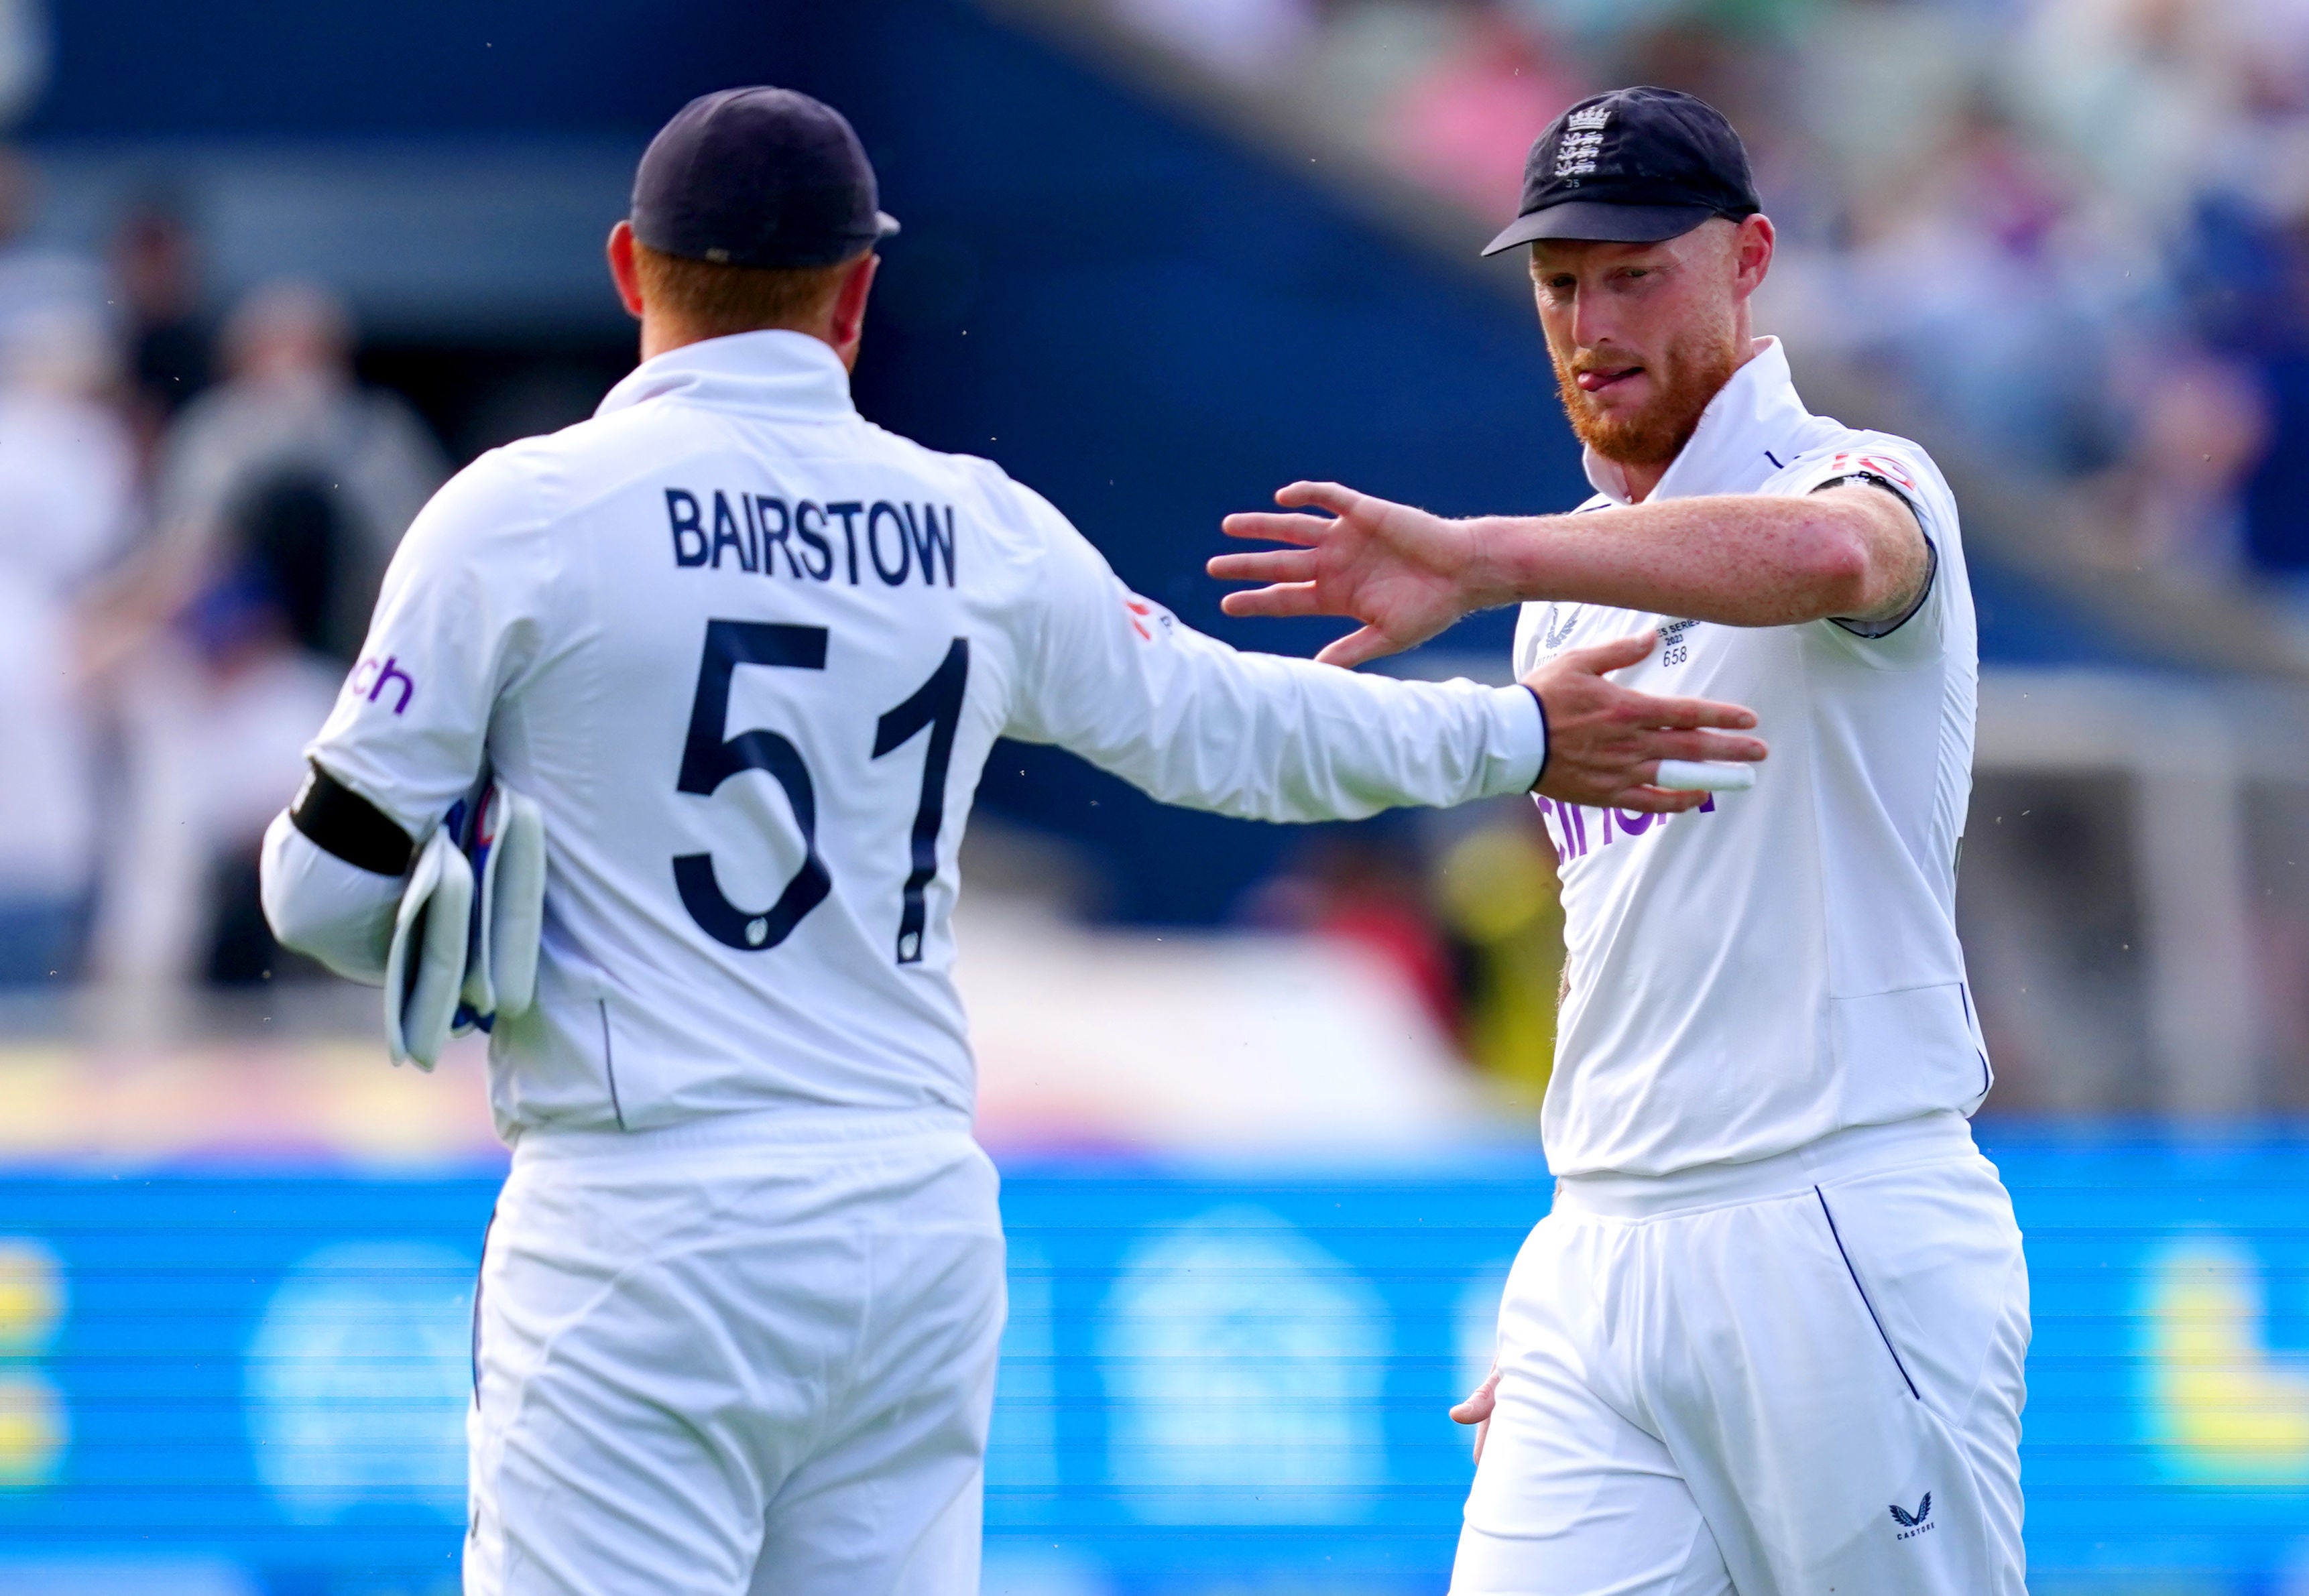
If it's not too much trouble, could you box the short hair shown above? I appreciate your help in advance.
[633,241,864,338]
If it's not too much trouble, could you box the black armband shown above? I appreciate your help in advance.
[289,761,415,875]
[1813,469,1906,501]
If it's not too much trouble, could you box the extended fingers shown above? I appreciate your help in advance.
[1220,510,1329,546]
[1561,629,1659,674]
[1449,1369,1500,1426]
[1219,582,1324,619]
[1273,480,1360,516]
[1207,547,1317,584]
[1634,729,1768,764]
[1614,692,1759,731]
[1313,624,1401,668]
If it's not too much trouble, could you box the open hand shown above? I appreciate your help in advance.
[1211,482,1491,668]
[1529,631,1765,812]
[1452,1365,1501,1465]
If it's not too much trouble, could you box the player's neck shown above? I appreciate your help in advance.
[638,315,846,366]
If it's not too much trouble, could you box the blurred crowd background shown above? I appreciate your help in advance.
[4,0,2309,1590]
[1094,0,2309,591]
[15,0,2309,1122]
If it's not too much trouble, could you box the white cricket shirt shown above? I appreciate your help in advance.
[1515,337,1988,1178]
[294,330,1545,1140]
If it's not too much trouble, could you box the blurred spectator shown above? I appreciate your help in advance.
[147,280,447,660]
[2015,0,2241,237]
[1242,830,1464,1043]
[149,283,450,660]
[1112,0,1316,80]
[1432,814,1562,1108]
[86,280,446,994]
[0,149,105,357]
[0,306,133,985]
[1830,97,2138,481]
[1302,1,1466,147]
[89,491,359,992]
[1072,0,2309,611]
[1797,0,1990,201]
[2114,341,2270,581]
[109,198,213,441]
[1380,3,1580,217]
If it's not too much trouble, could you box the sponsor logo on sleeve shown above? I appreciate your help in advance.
[349,655,416,715]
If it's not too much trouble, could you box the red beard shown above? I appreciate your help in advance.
[1551,329,1741,469]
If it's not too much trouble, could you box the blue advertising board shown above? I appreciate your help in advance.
[0,1137,2304,1594]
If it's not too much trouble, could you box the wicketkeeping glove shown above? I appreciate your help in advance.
[383,827,474,1072]
[455,780,546,1034]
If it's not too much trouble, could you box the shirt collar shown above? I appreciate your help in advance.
[595,329,857,422]
[1580,336,1828,505]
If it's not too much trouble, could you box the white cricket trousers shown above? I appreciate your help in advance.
[465,1106,1006,1596]
[1454,1111,2029,1596]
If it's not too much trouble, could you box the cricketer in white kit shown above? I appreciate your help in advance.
[1215,87,2026,1595]
[258,88,1769,1596]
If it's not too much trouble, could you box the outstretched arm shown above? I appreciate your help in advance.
[1006,485,1767,818]
[1209,479,1929,668]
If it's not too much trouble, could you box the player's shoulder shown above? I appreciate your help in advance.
[1769,422,1951,505]
[853,421,1071,556]
[857,420,1035,501]
[371,442,557,609]
[402,440,546,548]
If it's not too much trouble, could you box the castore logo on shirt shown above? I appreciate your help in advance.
[349,655,415,715]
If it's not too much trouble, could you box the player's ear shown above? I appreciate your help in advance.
[1732,212,1773,300]
[607,221,646,320]
[827,251,880,369]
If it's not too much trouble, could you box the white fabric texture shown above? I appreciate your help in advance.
[465,1111,1005,1596]
[1455,1114,2028,1596]
[279,328,1544,1141]
[1513,337,1988,1178]
[257,812,400,985]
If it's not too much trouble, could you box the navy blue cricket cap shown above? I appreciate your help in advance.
[631,87,899,270]
[1481,86,1760,255]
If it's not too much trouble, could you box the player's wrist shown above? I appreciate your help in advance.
[1459,516,1524,613]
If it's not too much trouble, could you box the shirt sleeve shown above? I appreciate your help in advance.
[1001,483,1546,821]
[300,446,556,837]
[1777,438,1956,666]
[259,811,400,985]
